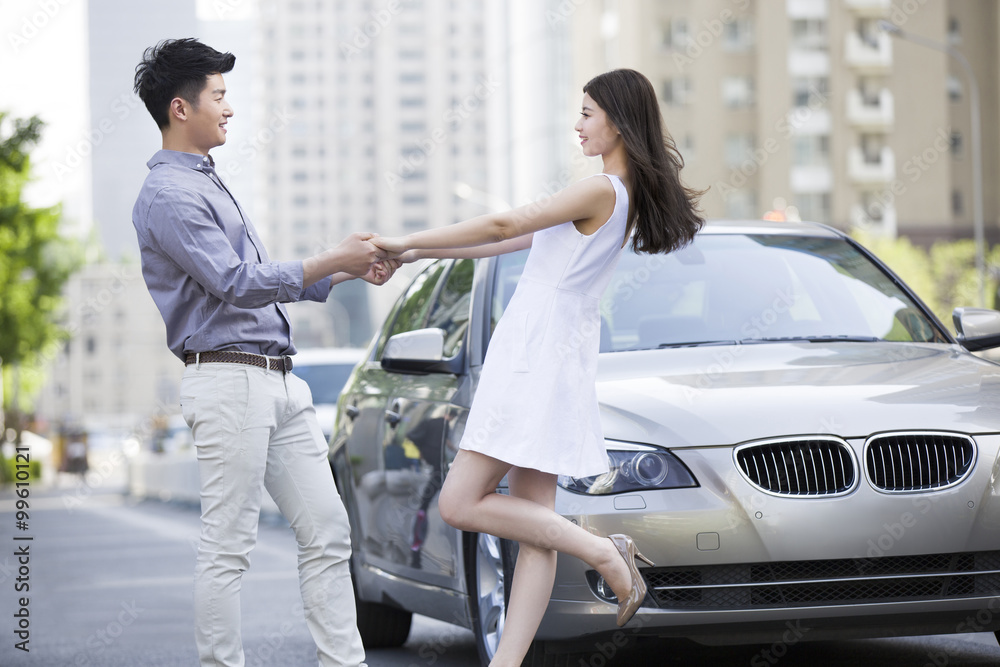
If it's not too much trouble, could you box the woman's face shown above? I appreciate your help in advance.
[574,92,620,158]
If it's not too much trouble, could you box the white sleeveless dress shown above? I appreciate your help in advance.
[459,173,630,478]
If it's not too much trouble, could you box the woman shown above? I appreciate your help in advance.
[373,69,704,666]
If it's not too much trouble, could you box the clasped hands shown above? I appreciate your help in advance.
[337,232,410,286]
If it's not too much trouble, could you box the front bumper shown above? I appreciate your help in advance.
[537,435,1000,644]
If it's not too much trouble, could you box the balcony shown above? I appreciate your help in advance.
[845,0,892,17]
[848,146,896,184]
[851,202,897,237]
[846,88,895,130]
[845,31,893,72]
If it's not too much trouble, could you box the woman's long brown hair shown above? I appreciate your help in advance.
[584,69,705,254]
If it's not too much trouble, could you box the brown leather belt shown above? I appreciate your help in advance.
[185,350,293,373]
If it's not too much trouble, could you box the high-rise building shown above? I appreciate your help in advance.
[35,2,260,432]
[569,0,999,244]
[87,0,199,260]
[253,0,494,347]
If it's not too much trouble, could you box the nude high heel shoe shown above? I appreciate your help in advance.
[608,534,654,627]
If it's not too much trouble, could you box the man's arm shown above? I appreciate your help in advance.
[146,187,383,307]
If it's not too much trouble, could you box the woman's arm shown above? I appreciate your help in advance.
[401,234,533,262]
[375,176,614,256]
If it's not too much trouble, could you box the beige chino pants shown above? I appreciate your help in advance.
[180,362,365,667]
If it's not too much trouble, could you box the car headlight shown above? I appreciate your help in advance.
[557,442,698,495]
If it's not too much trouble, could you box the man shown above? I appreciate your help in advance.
[132,38,388,667]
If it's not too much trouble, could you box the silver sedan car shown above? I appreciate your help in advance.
[329,220,1000,666]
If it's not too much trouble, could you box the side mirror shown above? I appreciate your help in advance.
[953,307,1000,351]
[381,328,461,374]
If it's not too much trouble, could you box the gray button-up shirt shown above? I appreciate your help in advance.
[132,149,331,361]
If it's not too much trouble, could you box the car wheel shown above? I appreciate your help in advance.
[467,532,581,667]
[354,595,412,648]
[333,459,413,649]
[468,531,511,664]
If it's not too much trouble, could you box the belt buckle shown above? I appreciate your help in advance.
[283,355,293,373]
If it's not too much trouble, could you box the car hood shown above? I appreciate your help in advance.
[596,342,1000,448]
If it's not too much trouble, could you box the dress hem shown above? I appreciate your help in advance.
[459,443,610,479]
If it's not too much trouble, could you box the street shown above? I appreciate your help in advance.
[0,479,998,667]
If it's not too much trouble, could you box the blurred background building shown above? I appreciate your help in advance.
[569,0,1000,244]
[12,0,1000,435]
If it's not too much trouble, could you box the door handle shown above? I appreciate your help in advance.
[384,399,403,425]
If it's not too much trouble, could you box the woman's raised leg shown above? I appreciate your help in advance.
[438,451,635,632]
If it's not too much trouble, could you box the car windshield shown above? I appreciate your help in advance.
[494,233,949,352]
[291,363,356,404]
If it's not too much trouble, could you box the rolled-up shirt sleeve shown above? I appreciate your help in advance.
[146,186,306,308]
[300,276,333,302]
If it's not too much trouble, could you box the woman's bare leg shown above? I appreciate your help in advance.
[439,451,634,634]
[488,466,558,666]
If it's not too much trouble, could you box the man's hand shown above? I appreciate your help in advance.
[335,232,387,276]
[361,259,401,286]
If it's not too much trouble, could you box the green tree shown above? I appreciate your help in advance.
[0,113,81,447]
[851,229,998,333]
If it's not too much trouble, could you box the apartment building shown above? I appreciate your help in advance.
[570,0,1000,243]
[253,0,492,347]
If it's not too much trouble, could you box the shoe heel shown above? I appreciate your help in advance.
[635,551,654,567]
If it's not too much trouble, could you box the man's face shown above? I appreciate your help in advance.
[184,72,233,154]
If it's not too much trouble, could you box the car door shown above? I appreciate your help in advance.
[345,259,476,589]
[338,261,448,568]
[372,258,475,588]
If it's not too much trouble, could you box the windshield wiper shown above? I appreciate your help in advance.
[740,335,882,344]
[657,340,738,349]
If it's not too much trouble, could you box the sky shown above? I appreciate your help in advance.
[0,0,256,238]
[1,0,90,232]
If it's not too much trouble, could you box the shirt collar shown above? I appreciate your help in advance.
[147,149,215,172]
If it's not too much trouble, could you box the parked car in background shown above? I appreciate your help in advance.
[290,347,367,441]
[329,220,1000,666]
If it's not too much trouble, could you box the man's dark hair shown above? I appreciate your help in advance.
[134,38,236,130]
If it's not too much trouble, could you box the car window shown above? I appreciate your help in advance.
[375,261,448,359]
[490,234,947,352]
[426,258,474,358]
[600,234,948,350]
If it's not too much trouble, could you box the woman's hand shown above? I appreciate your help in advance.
[370,235,407,258]
[396,250,422,264]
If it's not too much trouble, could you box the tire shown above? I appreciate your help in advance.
[467,532,581,667]
[354,595,412,648]
[468,531,513,665]
[333,459,413,649]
